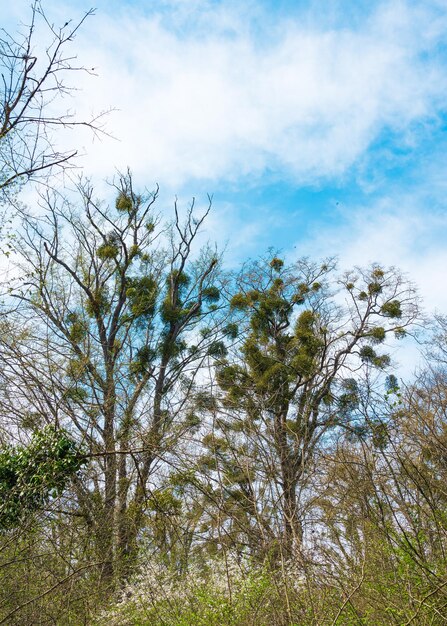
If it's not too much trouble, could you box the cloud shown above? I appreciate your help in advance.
[44,0,447,189]
[295,188,447,316]
[3,2,447,283]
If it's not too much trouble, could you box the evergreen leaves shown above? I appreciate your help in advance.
[0,428,85,531]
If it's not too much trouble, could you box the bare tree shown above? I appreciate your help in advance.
[0,172,228,585]
[0,1,108,194]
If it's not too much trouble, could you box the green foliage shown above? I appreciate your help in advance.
[115,192,133,213]
[269,257,284,272]
[159,271,195,324]
[360,345,390,368]
[97,232,121,260]
[160,297,182,323]
[202,433,228,452]
[0,427,85,531]
[385,374,399,393]
[381,299,402,318]
[96,547,447,626]
[184,411,201,429]
[94,558,293,626]
[66,357,88,381]
[367,326,386,343]
[338,378,359,416]
[207,341,228,358]
[294,310,323,356]
[368,281,382,294]
[223,323,239,339]
[194,392,218,412]
[97,243,119,260]
[126,275,158,320]
[168,269,191,288]
[394,326,407,339]
[360,345,377,362]
[230,293,248,310]
[372,267,385,279]
[202,286,220,303]
[371,420,389,449]
[129,345,156,379]
[66,311,88,343]
[85,286,111,318]
[373,354,391,368]
[147,488,182,515]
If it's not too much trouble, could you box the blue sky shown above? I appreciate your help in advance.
[4,0,447,318]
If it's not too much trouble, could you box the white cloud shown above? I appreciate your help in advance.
[43,0,447,188]
[3,2,447,283]
[295,191,447,315]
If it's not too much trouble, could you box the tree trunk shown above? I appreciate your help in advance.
[101,379,117,583]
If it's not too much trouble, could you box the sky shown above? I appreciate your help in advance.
[4,0,447,328]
